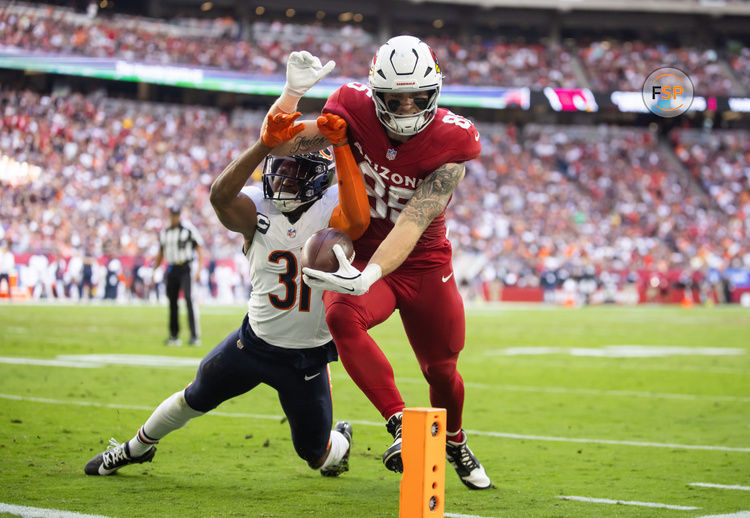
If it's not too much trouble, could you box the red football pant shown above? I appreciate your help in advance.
[324,261,466,433]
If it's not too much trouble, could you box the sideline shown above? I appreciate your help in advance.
[2,393,749,453]
[558,495,698,510]
[0,503,111,518]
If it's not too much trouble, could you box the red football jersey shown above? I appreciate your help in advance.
[324,82,481,270]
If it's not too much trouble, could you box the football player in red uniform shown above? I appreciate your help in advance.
[266,36,491,490]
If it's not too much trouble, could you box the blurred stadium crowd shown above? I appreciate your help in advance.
[0,1,748,305]
[1,2,748,94]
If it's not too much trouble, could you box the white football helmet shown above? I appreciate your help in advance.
[368,35,442,136]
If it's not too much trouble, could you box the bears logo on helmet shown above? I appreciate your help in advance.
[262,150,335,213]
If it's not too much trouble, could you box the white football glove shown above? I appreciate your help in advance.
[303,244,382,296]
[277,51,335,113]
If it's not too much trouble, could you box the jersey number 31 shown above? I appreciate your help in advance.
[268,251,311,312]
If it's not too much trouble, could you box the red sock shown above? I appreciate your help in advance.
[446,429,465,444]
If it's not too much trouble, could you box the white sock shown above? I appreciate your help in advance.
[127,390,204,457]
[319,429,349,471]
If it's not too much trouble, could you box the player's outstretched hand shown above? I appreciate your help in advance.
[317,113,348,146]
[303,244,380,296]
[261,112,305,147]
[285,51,336,97]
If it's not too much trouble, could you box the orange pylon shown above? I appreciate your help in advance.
[399,408,447,518]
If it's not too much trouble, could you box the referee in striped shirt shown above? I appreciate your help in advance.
[154,204,204,346]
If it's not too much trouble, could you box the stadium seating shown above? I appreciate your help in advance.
[1,3,746,94]
[0,2,748,303]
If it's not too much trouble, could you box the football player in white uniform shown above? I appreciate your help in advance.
[84,110,370,478]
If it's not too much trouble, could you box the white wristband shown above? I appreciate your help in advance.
[277,87,301,114]
[362,263,383,290]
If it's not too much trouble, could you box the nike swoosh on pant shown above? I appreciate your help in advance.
[442,273,454,283]
[304,373,321,381]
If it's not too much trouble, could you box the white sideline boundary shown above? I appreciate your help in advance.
[469,429,750,453]
[0,503,498,518]
[394,376,750,403]
[445,513,499,518]
[2,393,749,453]
[558,495,699,510]
[3,354,749,403]
[0,503,111,518]
[690,483,750,491]
[696,513,750,518]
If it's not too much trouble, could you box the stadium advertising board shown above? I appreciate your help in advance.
[611,91,709,113]
[0,50,530,110]
[0,50,740,115]
[543,87,599,112]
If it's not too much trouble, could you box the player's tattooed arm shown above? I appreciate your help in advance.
[401,162,465,230]
[368,162,465,276]
[289,134,330,154]
[266,121,330,156]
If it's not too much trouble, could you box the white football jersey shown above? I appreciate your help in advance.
[243,185,339,349]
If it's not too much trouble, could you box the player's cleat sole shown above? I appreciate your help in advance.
[446,431,491,490]
[320,421,352,477]
[382,412,403,473]
[382,438,403,473]
[84,438,156,476]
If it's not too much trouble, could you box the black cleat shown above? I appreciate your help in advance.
[382,412,403,473]
[446,431,491,490]
[320,421,352,477]
[84,438,156,476]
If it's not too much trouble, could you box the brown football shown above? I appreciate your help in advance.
[301,228,355,273]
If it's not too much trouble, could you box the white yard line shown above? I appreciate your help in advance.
[558,495,699,510]
[0,503,111,518]
[689,482,750,491]
[2,393,748,453]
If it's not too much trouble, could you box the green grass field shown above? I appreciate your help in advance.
[0,303,749,518]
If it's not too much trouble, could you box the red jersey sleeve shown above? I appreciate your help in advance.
[429,108,482,164]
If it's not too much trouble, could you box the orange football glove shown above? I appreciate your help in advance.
[261,112,305,147]
[317,113,348,146]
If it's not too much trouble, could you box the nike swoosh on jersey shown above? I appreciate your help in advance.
[441,273,454,283]
[304,372,321,381]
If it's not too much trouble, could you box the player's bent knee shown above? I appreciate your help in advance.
[183,383,220,413]
[306,453,327,470]
[423,360,459,384]
[297,445,328,469]
[325,301,366,334]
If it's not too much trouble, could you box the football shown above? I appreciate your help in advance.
[301,228,354,273]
